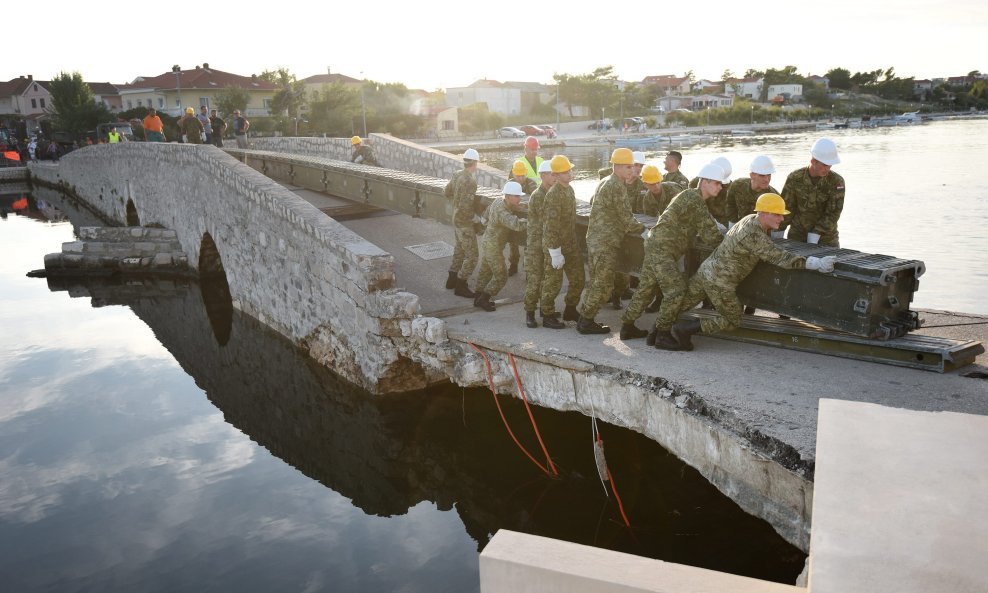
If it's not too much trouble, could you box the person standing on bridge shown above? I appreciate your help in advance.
[576,148,645,335]
[233,110,250,149]
[523,160,555,327]
[351,136,379,166]
[690,156,732,230]
[142,108,166,142]
[516,135,544,180]
[666,194,836,351]
[179,107,204,144]
[445,149,481,298]
[504,159,537,276]
[198,106,214,145]
[539,155,584,329]
[780,138,844,247]
[663,151,689,187]
[473,181,527,312]
[209,110,226,147]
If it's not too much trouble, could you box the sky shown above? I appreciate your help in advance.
[5,0,986,90]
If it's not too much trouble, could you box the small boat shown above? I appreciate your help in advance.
[614,136,667,148]
[669,134,695,144]
[730,129,755,136]
[816,122,836,130]
[894,111,921,124]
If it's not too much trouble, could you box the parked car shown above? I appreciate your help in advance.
[518,124,545,136]
[539,124,558,139]
[587,120,611,131]
[496,126,525,138]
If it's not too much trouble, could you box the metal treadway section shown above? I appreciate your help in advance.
[683,310,984,373]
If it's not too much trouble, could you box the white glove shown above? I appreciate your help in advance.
[472,215,482,224]
[771,230,785,240]
[715,221,727,235]
[727,220,736,231]
[548,248,565,269]
[806,256,836,273]
[354,155,364,164]
[807,232,821,244]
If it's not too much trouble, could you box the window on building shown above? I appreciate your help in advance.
[441,120,454,131]
[127,100,133,109]
[137,100,142,106]
[40,98,45,108]
[199,97,209,108]
[158,98,164,108]
[263,99,272,109]
[31,98,37,108]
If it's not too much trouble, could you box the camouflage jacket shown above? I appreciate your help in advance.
[663,169,689,187]
[526,182,552,249]
[541,183,577,251]
[351,144,378,166]
[586,175,644,253]
[726,178,779,223]
[647,188,723,260]
[641,182,684,217]
[506,174,539,195]
[626,178,646,213]
[449,168,478,227]
[698,214,806,289]
[690,175,731,225]
[780,167,845,240]
[482,198,527,252]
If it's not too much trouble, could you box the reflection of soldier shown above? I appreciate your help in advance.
[781,138,844,247]
[473,182,527,311]
[576,148,644,335]
[445,149,480,298]
[663,151,689,187]
[539,155,584,329]
[351,136,379,166]
[667,194,836,350]
[630,162,728,347]
[726,155,778,224]
[523,161,555,328]
[690,156,732,227]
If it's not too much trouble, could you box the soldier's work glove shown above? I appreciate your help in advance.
[727,221,736,231]
[548,248,565,270]
[806,256,836,273]
[771,230,785,240]
[715,221,727,235]
[354,155,364,164]
[807,232,821,244]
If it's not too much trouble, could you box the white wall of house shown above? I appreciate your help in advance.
[445,86,521,116]
[724,80,763,99]
[768,84,803,99]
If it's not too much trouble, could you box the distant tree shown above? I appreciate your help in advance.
[744,68,764,79]
[215,86,250,117]
[825,68,852,90]
[260,67,306,117]
[552,66,619,119]
[47,71,113,136]
[969,70,982,78]
[307,81,360,135]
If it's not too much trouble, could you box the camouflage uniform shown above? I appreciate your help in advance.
[781,167,845,247]
[690,175,731,226]
[505,175,538,269]
[578,175,644,319]
[726,178,779,223]
[664,169,689,187]
[351,144,379,166]
[539,182,585,315]
[641,181,684,217]
[476,198,527,297]
[627,188,723,330]
[523,181,551,312]
[611,176,648,298]
[448,168,479,281]
[676,214,806,333]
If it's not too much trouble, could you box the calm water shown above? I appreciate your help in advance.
[489,117,988,314]
[0,197,803,591]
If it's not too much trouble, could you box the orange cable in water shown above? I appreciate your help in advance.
[468,342,551,476]
[508,353,558,476]
[599,434,631,528]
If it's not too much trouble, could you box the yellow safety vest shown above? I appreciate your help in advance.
[516,154,543,181]
[108,132,121,144]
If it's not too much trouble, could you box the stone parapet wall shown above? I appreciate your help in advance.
[0,167,28,184]
[28,145,446,393]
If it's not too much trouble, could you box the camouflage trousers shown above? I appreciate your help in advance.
[577,247,618,319]
[650,255,691,331]
[679,275,742,334]
[621,252,666,324]
[613,272,630,298]
[449,224,478,281]
[523,239,544,312]
[476,245,509,297]
[540,245,585,316]
[787,225,839,247]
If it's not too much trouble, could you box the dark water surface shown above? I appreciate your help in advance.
[0,194,805,591]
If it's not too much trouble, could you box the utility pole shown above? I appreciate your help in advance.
[360,71,367,138]
[172,65,182,116]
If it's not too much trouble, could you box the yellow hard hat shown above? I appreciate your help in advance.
[609,148,634,165]
[641,165,662,184]
[511,160,528,176]
[351,136,361,145]
[549,155,574,173]
[754,193,790,215]
[185,107,194,114]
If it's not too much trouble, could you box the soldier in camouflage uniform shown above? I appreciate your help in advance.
[620,161,727,343]
[663,151,689,187]
[689,156,732,230]
[606,151,648,309]
[446,149,480,298]
[523,161,556,327]
[781,138,845,247]
[640,164,684,217]
[726,155,778,224]
[539,155,584,329]
[667,194,836,350]
[505,160,538,275]
[576,148,645,335]
[473,181,528,311]
[351,136,379,166]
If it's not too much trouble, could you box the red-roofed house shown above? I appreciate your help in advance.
[118,64,279,116]
[0,75,52,117]
[642,75,691,95]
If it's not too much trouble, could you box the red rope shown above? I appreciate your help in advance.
[598,434,631,527]
[468,343,552,476]
[508,353,558,476]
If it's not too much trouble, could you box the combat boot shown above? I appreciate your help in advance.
[542,313,565,330]
[474,292,496,312]
[525,311,537,328]
[454,279,476,299]
[508,262,518,277]
[646,327,658,346]
[619,322,648,340]
[562,304,579,322]
[577,316,610,335]
[653,330,681,351]
[671,319,702,351]
[445,271,458,290]
[611,292,622,310]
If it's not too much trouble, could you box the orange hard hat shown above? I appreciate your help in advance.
[524,136,539,149]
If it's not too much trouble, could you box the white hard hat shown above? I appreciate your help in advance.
[810,138,840,166]
[463,148,480,161]
[503,181,524,196]
[697,162,729,184]
[750,155,776,175]
[538,160,553,173]
[711,156,732,179]
[632,151,646,165]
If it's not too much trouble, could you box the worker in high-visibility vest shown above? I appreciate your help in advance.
[107,128,122,144]
[516,135,543,180]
